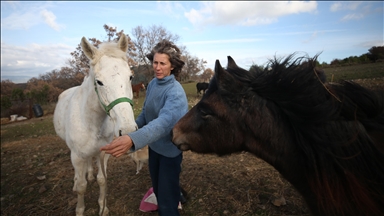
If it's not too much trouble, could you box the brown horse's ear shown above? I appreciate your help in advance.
[215,59,239,93]
[227,56,238,69]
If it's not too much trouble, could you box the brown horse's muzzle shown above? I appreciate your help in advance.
[171,128,190,151]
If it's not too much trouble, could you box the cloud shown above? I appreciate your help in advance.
[1,42,74,78]
[40,9,64,31]
[329,1,370,22]
[1,11,41,30]
[330,2,362,12]
[185,1,318,27]
[330,2,343,12]
[184,38,263,45]
[2,3,64,31]
[341,13,364,21]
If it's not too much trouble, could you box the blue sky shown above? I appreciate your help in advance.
[1,1,383,83]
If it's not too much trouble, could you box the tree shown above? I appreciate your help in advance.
[180,50,207,82]
[0,95,11,112]
[25,78,61,103]
[200,68,214,82]
[330,58,341,66]
[11,88,25,102]
[68,24,136,76]
[1,79,16,97]
[367,46,384,62]
[131,24,180,83]
[249,64,265,73]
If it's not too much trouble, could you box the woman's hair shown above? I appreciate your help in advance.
[146,40,185,78]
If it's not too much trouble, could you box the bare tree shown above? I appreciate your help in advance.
[181,50,206,81]
[200,68,214,82]
[1,80,16,97]
[131,24,180,83]
[25,78,62,103]
[69,24,136,77]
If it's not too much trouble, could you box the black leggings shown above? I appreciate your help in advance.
[148,147,182,216]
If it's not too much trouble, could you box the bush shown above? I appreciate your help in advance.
[1,96,12,110]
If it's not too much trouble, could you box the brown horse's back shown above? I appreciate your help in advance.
[132,82,145,98]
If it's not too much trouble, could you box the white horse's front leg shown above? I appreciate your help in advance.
[71,151,88,216]
[97,152,110,216]
[87,158,95,182]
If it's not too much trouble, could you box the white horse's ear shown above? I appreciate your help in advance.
[118,34,129,53]
[81,37,98,60]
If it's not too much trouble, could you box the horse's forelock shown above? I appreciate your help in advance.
[90,42,128,67]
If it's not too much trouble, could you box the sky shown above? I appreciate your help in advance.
[1,1,383,83]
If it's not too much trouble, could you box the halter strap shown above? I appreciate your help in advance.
[94,79,134,116]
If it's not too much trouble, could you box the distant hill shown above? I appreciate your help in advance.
[1,75,32,84]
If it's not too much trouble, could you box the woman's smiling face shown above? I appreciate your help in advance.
[153,53,174,79]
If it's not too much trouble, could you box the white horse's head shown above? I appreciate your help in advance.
[81,35,137,137]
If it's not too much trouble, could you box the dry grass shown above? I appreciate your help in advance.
[1,115,309,216]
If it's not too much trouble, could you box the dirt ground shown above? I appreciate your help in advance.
[1,115,309,216]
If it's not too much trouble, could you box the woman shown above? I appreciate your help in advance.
[100,39,188,216]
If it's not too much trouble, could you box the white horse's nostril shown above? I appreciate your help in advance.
[119,130,122,136]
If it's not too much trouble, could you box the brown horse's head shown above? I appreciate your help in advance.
[172,56,282,156]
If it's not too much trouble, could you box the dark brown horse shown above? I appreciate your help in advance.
[132,82,145,98]
[196,82,209,95]
[172,54,384,216]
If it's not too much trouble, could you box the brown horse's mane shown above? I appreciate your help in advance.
[213,53,384,215]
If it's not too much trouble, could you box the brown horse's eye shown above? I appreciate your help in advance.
[200,108,212,119]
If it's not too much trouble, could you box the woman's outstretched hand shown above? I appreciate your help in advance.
[100,135,133,158]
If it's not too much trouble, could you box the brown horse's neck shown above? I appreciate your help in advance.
[259,136,384,216]
[244,113,384,216]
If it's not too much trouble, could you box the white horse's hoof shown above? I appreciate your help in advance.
[76,208,85,216]
[99,207,109,216]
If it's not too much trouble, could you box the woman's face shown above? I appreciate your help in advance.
[153,53,174,79]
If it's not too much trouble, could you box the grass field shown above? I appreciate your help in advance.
[323,62,384,82]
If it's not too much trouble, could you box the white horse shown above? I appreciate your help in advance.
[53,35,137,216]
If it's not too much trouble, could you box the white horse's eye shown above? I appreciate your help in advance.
[130,76,133,81]
[96,80,104,86]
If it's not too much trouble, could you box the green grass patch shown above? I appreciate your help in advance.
[323,62,384,82]
[1,118,56,143]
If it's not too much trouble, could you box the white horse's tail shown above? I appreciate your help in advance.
[99,151,107,215]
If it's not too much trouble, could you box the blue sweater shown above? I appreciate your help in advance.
[128,75,188,157]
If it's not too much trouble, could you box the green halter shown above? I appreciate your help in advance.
[94,79,134,116]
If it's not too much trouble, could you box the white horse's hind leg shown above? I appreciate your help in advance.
[87,158,95,182]
[97,152,110,215]
[136,161,143,174]
[71,151,88,216]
